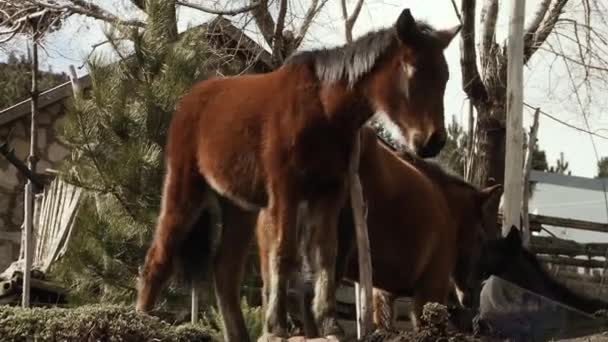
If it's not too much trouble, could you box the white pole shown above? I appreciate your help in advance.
[191,286,199,324]
[354,282,361,338]
[502,0,526,237]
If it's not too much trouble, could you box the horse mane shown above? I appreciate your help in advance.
[285,21,439,87]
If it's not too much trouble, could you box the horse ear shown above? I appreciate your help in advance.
[436,24,462,49]
[505,226,522,247]
[396,9,419,45]
[480,184,503,207]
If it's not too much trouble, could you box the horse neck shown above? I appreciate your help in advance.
[439,183,476,236]
[320,80,376,131]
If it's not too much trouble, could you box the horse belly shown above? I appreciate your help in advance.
[197,139,267,211]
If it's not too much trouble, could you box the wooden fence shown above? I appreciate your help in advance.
[518,213,608,302]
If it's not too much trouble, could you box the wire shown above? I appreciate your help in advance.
[555,34,608,222]
[523,103,608,141]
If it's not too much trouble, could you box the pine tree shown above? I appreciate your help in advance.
[435,115,469,176]
[549,152,571,175]
[597,157,608,178]
[53,1,238,306]
[0,54,68,110]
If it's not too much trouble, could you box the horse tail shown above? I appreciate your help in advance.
[174,192,223,287]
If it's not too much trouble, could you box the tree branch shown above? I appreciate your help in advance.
[524,0,569,63]
[294,0,328,49]
[460,0,488,105]
[524,0,551,42]
[251,0,275,47]
[271,0,287,63]
[450,0,463,24]
[64,0,145,27]
[176,1,260,16]
[342,0,365,43]
[479,0,498,59]
[8,0,146,28]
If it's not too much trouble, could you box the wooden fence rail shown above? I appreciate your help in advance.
[498,213,608,234]
[531,236,608,258]
[537,255,608,269]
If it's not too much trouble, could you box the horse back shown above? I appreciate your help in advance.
[337,128,455,294]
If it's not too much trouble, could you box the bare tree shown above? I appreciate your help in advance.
[250,0,329,65]
[458,0,608,230]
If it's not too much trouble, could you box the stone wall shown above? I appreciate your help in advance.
[0,101,69,271]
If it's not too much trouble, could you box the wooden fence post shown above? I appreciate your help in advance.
[522,108,540,248]
[350,130,373,338]
[23,33,40,308]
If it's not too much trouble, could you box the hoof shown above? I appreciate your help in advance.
[324,335,341,341]
[317,317,344,339]
[258,333,288,342]
[287,336,307,342]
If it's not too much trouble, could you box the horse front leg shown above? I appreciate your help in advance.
[262,189,298,339]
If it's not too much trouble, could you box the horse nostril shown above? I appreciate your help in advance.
[417,131,446,158]
[428,131,446,151]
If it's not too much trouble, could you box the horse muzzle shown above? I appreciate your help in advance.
[414,131,446,158]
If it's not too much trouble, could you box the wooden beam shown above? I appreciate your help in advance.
[0,142,45,189]
[0,231,21,243]
[502,0,526,236]
[532,214,608,234]
[530,236,608,258]
[538,255,608,269]
[498,212,607,233]
[0,75,92,127]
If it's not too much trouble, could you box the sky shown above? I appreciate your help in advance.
[1,0,607,178]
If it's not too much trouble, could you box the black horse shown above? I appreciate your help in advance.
[471,226,608,341]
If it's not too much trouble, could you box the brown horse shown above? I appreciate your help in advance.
[136,8,460,341]
[262,126,502,335]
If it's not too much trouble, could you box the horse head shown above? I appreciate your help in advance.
[452,183,503,308]
[369,9,461,158]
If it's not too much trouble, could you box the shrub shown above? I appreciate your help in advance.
[0,304,213,341]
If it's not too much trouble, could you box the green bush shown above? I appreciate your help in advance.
[0,304,214,341]
[201,297,264,341]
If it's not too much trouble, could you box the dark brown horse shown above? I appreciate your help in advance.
[136,8,460,341]
[261,126,502,335]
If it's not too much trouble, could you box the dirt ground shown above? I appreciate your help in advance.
[556,332,608,342]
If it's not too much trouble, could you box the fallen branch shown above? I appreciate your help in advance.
[0,142,44,189]
[176,1,260,16]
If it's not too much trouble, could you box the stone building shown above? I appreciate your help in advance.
[0,16,272,272]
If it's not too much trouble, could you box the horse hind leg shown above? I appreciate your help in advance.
[373,288,396,331]
[262,189,299,339]
[213,199,257,342]
[308,198,345,338]
[136,163,206,313]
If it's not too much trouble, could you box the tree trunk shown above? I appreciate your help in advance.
[469,105,506,237]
